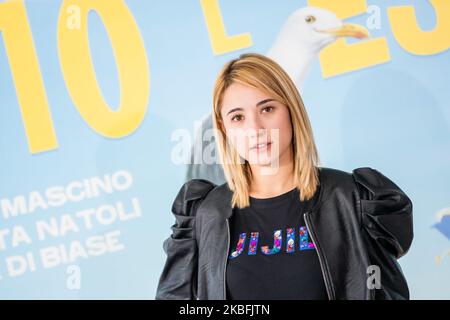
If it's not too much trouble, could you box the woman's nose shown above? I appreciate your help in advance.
[245,113,265,132]
[246,115,267,139]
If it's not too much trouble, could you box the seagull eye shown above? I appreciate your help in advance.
[305,15,316,23]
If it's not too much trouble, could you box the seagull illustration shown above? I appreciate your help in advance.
[267,6,368,88]
[186,6,370,184]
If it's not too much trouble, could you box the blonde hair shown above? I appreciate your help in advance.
[212,52,321,208]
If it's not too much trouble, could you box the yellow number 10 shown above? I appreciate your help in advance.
[0,0,150,154]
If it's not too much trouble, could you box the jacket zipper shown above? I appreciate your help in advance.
[304,211,335,300]
[223,218,230,300]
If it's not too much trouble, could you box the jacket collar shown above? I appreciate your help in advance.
[213,182,233,219]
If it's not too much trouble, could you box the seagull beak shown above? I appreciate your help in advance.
[317,23,370,39]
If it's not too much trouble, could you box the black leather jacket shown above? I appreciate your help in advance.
[155,166,413,300]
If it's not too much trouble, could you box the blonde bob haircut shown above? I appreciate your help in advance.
[212,52,321,209]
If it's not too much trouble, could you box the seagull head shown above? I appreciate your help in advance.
[285,6,370,51]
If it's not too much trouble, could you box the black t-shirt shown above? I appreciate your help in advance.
[225,187,328,300]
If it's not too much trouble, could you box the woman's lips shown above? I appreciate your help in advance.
[251,142,272,152]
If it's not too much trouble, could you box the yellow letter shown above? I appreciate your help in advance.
[388,0,450,55]
[58,0,150,137]
[200,0,252,55]
[308,0,390,78]
[0,0,58,154]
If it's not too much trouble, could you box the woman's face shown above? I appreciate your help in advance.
[220,83,293,168]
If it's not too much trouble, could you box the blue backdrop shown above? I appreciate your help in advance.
[0,0,449,299]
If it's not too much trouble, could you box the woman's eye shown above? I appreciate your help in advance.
[262,106,274,113]
[231,114,243,122]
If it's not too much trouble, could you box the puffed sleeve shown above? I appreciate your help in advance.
[352,167,413,259]
[155,179,216,300]
[352,167,413,299]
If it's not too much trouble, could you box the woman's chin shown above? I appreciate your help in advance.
[247,154,278,167]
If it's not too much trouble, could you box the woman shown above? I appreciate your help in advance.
[156,53,413,300]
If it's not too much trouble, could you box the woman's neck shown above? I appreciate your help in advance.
[248,149,295,199]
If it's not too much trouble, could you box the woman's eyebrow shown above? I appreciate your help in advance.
[226,98,275,116]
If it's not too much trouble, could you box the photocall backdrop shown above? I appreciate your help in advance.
[0,0,449,299]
